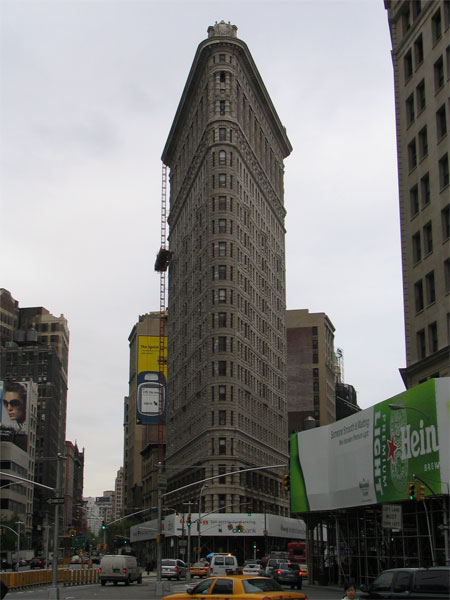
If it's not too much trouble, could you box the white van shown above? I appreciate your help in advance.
[208,554,239,576]
[99,554,142,586]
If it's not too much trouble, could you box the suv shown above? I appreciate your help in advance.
[272,562,303,590]
[265,558,283,576]
[161,558,187,580]
[359,567,450,598]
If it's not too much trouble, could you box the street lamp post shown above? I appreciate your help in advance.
[197,484,208,562]
[49,453,64,600]
[15,521,23,557]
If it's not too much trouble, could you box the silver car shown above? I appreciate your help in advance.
[161,558,187,580]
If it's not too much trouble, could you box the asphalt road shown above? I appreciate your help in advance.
[2,577,344,599]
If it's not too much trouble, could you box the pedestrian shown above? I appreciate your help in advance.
[341,580,358,600]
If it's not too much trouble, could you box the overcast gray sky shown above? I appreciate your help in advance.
[0,0,405,497]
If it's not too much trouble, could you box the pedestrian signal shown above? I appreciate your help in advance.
[416,484,426,501]
[408,481,415,500]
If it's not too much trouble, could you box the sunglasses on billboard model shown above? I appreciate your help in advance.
[2,399,23,408]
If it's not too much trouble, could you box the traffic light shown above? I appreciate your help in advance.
[281,473,290,492]
[236,523,244,533]
[101,520,106,530]
[187,514,192,527]
[408,481,416,500]
[70,529,76,537]
[253,542,257,549]
[416,484,426,501]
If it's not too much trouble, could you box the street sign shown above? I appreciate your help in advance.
[382,504,402,529]
[47,497,65,505]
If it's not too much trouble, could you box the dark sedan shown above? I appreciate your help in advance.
[272,562,303,590]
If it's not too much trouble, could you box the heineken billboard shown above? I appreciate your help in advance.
[290,378,449,513]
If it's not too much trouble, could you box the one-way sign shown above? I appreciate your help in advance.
[47,497,65,505]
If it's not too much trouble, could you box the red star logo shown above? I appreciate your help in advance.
[387,436,398,462]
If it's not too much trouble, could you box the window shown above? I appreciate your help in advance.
[406,94,415,125]
[219,150,226,165]
[218,336,226,351]
[312,353,318,364]
[417,329,426,359]
[428,322,438,353]
[402,4,411,35]
[412,231,422,263]
[412,2,422,19]
[218,265,226,280]
[410,185,419,216]
[313,368,319,377]
[434,56,444,92]
[218,465,227,485]
[425,271,436,305]
[219,53,225,62]
[219,127,226,141]
[423,222,433,254]
[218,289,226,303]
[404,49,413,80]
[436,105,447,140]
[218,361,226,376]
[219,173,226,187]
[218,312,226,327]
[414,34,424,65]
[418,127,428,159]
[219,438,226,455]
[421,173,430,206]
[439,154,449,189]
[408,138,417,171]
[416,79,426,111]
[432,8,442,44]
[414,280,424,312]
[219,100,225,115]
[312,326,318,335]
[218,196,226,210]
[218,218,226,233]
[218,385,226,401]
[444,259,450,294]
[442,204,450,240]
[218,242,226,256]
[220,71,226,90]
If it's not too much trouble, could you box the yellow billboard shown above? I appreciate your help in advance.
[136,335,167,425]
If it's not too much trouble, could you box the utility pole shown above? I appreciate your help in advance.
[184,501,192,582]
[49,453,64,600]
[155,462,164,596]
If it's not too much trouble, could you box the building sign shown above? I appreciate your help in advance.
[130,513,306,543]
[382,504,402,529]
[0,380,31,435]
[136,335,167,425]
[291,378,449,512]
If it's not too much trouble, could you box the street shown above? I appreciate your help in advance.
[3,577,344,599]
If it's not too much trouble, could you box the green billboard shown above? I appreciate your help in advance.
[291,378,449,512]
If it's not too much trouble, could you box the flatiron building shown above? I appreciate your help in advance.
[162,22,292,516]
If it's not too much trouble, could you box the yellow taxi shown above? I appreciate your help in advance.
[190,562,209,578]
[163,574,308,600]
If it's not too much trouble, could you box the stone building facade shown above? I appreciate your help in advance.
[162,22,292,516]
[385,0,449,387]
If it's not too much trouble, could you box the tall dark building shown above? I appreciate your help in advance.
[0,289,69,550]
[162,22,292,516]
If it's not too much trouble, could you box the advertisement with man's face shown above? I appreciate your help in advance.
[0,380,29,435]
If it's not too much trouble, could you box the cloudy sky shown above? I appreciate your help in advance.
[0,0,405,497]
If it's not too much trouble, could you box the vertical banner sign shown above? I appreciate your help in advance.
[291,378,449,512]
[136,335,167,425]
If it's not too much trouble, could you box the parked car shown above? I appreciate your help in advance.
[242,563,264,576]
[167,575,307,600]
[161,558,187,580]
[359,567,450,599]
[272,562,303,589]
[29,557,44,569]
[299,564,309,579]
[190,562,209,578]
